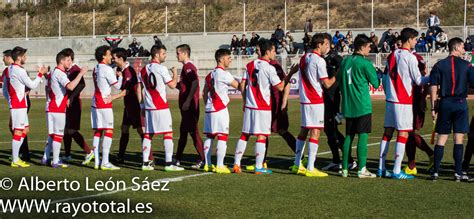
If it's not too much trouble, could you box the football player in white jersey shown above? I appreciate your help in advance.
[42,50,87,168]
[137,44,183,172]
[202,48,240,173]
[293,33,335,177]
[5,46,47,167]
[379,28,430,179]
[90,45,123,171]
[232,39,294,174]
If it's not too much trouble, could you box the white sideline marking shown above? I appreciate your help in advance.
[12,134,431,210]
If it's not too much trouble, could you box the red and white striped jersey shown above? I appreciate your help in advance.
[138,61,173,110]
[204,66,235,113]
[92,63,122,109]
[5,64,43,109]
[298,52,328,104]
[242,59,282,111]
[45,67,70,113]
[383,48,429,104]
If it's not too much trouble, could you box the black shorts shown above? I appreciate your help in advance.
[122,106,141,129]
[345,114,372,135]
[435,98,469,134]
[65,99,82,130]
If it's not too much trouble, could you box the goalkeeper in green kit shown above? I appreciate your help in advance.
[337,34,381,178]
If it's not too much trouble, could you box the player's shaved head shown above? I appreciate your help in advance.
[215,49,231,63]
[3,49,12,57]
[176,44,191,57]
[151,44,167,59]
[61,48,75,61]
[11,46,27,62]
[448,37,464,53]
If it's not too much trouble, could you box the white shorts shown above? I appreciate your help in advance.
[242,108,271,136]
[10,108,29,130]
[46,112,66,135]
[204,108,230,135]
[91,108,114,130]
[300,103,325,129]
[144,109,173,134]
[383,102,413,131]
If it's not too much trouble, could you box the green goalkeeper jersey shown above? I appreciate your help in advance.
[337,53,380,118]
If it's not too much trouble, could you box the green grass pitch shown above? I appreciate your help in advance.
[0,98,473,218]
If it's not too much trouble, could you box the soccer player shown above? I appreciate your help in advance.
[60,48,94,165]
[379,28,429,179]
[90,45,123,171]
[232,39,293,174]
[137,44,184,172]
[337,34,380,178]
[5,46,47,167]
[403,51,434,175]
[202,48,240,173]
[175,44,205,169]
[43,51,87,168]
[292,33,335,177]
[111,47,154,164]
[429,37,474,182]
[321,39,356,172]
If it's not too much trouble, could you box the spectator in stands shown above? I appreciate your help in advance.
[153,35,163,46]
[128,38,139,57]
[465,37,472,52]
[278,40,290,56]
[379,28,394,48]
[274,25,285,41]
[240,34,249,55]
[270,33,280,48]
[345,30,354,51]
[249,32,260,55]
[370,40,379,53]
[284,31,295,53]
[304,19,313,33]
[369,31,379,46]
[381,41,391,53]
[426,11,441,34]
[230,35,240,55]
[435,31,448,52]
[137,42,149,57]
[104,35,123,50]
[303,32,311,53]
[332,31,345,46]
[340,41,350,54]
[416,33,427,53]
[426,31,436,52]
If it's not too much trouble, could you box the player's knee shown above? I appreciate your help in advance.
[144,134,153,140]
[164,132,173,139]
[382,133,393,141]
[94,130,102,137]
[53,135,63,143]
[239,133,249,141]
[121,125,130,134]
[206,134,215,139]
[217,135,228,141]
[256,135,267,141]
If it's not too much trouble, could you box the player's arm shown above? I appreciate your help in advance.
[21,66,47,89]
[282,63,298,88]
[66,66,87,91]
[281,82,291,110]
[429,64,440,120]
[202,84,209,105]
[136,82,143,103]
[366,63,380,89]
[410,57,429,86]
[166,67,178,89]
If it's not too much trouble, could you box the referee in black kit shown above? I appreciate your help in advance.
[429,37,474,182]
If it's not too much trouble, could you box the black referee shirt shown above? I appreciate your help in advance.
[430,55,474,98]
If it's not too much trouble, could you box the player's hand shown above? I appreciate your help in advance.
[79,66,88,76]
[116,70,122,77]
[104,95,112,104]
[281,102,287,111]
[38,65,48,75]
[67,99,70,107]
[182,101,190,111]
[431,110,437,121]
[289,64,299,76]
